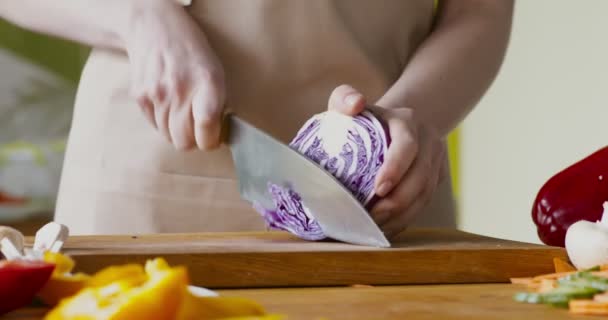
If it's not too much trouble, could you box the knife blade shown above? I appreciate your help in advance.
[224,114,391,248]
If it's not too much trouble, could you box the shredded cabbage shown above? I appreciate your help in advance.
[254,183,325,241]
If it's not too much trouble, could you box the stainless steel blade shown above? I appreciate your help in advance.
[225,115,391,248]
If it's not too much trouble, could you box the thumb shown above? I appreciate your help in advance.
[327,84,366,116]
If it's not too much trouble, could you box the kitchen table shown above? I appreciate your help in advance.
[2,229,596,319]
[7,284,603,320]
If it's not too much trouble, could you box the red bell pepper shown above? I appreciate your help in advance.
[0,260,55,315]
[531,146,608,247]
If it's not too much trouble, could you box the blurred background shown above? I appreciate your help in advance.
[458,0,608,243]
[0,18,87,234]
[0,1,606,241]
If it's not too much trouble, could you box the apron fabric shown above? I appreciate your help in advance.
[54,0,456,235]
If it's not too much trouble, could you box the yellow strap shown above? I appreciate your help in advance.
[431,0,442,27]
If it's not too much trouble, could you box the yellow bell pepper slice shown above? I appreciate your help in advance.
[218,316,286,320]
[38,253,150,306]
[43,257,276,319]
[176,290,266,320]
[86,264,147,288]
[37,252,91,306]
[37,272,90,306]
[44,258,188,320]
[43,252,75,274]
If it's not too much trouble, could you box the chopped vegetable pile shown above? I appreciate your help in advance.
[44,257,277,320]
[0,223,288,319]
[513,258,608,315]
[254,110,390,240]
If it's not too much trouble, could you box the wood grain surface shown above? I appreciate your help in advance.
[7,284,600,320]
[24,228,566,288]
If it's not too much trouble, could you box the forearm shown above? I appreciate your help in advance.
[376,0,515,137]
[0,0,138,51]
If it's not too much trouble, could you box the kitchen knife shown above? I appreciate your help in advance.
[224,114,391,248]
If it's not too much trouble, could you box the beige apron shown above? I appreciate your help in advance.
[54,0,456,235]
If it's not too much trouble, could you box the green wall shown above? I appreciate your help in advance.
[0,20,87,84]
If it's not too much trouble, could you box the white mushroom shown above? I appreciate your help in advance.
[0,226,25,259]
[33,222,69,253]
[565,202,608,269]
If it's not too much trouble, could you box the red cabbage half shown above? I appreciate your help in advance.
[254,110,390,240]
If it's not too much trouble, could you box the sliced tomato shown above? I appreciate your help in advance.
[0,260,55,315]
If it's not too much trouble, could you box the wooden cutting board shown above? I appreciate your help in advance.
[31,228,566,289]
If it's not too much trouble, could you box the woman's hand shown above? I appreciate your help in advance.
[126,0,225,150]
[328,85,448,239]
[0,0,225,151]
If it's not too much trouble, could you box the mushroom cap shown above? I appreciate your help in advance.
[0,226,25,256]
[565,220,608,269]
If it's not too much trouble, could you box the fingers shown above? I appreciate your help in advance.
[327,84,366,116]
[370,152,428,226]
[382,159,442,239]
[381,186,430,240]
[192,70,225,150]
[132,54,163,130]
[164,70,194,150]
[136,95,157,129]
[373,108,418,197]
[154,102,172,143]
[132,54,173,141]
[132,62,226,151]
[372,138,445,237]
[168,93,195,151]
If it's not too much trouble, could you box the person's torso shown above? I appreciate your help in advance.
[54,0,455,235]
